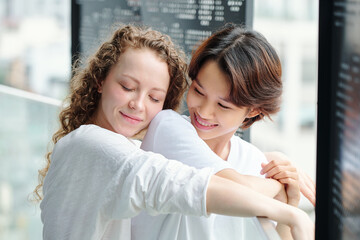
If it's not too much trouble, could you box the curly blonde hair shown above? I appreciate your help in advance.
[33,24,188,202]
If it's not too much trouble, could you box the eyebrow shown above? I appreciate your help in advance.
[194,78,232,103]
[122,74,167,93]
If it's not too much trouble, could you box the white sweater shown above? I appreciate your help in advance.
[40,124,213,240]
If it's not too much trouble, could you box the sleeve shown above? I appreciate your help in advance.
[141,109,234,173]
[91,129,213,220]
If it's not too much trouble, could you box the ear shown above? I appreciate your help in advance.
[97,81,103,93]
[247,108,261,118]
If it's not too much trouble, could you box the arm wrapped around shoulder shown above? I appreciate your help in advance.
[101,148,213,219]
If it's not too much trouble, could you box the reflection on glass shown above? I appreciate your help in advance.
[0,0,70,99]
[0,1,70,237]
[253,0,318,214]
[0,88,59,239]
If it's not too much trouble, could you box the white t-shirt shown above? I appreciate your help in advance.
[40,124,213,240]
[132,110,266,240]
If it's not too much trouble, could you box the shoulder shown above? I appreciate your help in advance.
[131,139,142,148]
[231,135,266,161]
[181,114,191,122]
[50,125,146,179]
[229,135,265,176]
[69,125,127,143]
[56,125,136,156]
[231,135,261,152]
[152,110,187,125]
[148,110,194,135]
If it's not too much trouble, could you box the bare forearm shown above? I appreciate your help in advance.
[216,169,284,198]
[211,171,298,239]
[206,176,315,240]
[207,175,293,220]
[276,224,293,240]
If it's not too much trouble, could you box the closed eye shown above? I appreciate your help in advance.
[194,87,204,96]
[218,103,230,109]
[149,96,160,103]
[121,84,134,92]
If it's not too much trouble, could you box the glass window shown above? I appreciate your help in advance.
[0,0,70,239]
[0,0,70,99]
[252,0,318,217]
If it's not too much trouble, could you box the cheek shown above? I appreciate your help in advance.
[226,114,246,129]
[105,87,126,103]
[217,113,237,127]
[186,90,197,108]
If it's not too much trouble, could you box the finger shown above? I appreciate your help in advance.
[262,164,284,177]
[303,176,316,196]
[299,171,316,196]
[261,159,291,175]
[300,185,316,206]
[278,178,300,189]
[264,165,297,178]
[271,171,299,181]
[299,171,316,206]
[300,182,316,206]
[261,162,267,169]
[303,172,316,192]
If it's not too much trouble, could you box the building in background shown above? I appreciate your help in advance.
[0,0,70,99]
[0,0,69,239]
[252,0,318,212]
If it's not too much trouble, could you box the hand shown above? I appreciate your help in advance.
[261,152,300,206]
[262,151,316,206]
[289,207,315,240]
[273,183,288,204]
[298,168,316,206]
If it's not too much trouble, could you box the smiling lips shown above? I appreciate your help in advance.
[120,112,142,124]
[193,113,218,130]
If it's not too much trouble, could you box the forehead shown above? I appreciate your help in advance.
[196,61,231,90]
[118,47,165,65]
[112,48,170,90]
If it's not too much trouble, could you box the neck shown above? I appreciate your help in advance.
[204,133,233,161]
[91,108,108,129]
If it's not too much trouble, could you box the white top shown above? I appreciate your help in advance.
[40,124,213,240]
[132,110,266,240]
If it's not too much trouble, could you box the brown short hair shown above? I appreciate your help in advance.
[189,24,282,129]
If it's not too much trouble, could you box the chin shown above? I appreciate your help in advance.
[196,131,210,140]
[115,128,135,137]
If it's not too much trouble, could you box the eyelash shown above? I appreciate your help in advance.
[122,84,160,103]
[121,84,133,92]
[150,96,160,103]
[194,87,204,96]
[194,87,230,109]
[218,103,230,109]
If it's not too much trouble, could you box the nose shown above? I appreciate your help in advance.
[129,93,145,112]
[198,100,214,119]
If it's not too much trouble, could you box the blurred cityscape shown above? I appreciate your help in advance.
[252,0,318,213]
[0,0,70,98]
[0,0,69,239]
[0,0,318,239]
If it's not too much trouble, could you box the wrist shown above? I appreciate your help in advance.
[288,207,307,227]
[274,184,287,203]
[287,198,300,207]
